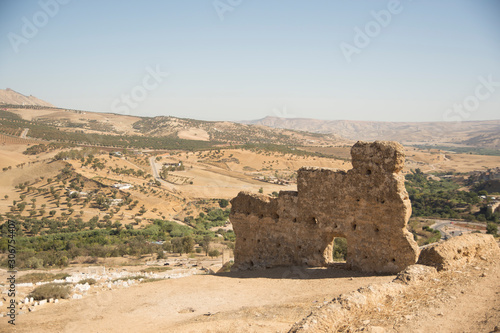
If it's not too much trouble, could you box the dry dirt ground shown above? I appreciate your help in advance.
[3,266,394,333]
[177,128,210,141]
[2,260,499,333]
[394,262,500,333]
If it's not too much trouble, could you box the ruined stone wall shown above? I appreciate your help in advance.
[230,141,420,274]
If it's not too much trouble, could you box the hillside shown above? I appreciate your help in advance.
[132,116,342,146]
[245,116,500,149]
[0,88,55,107]
[1,106,343,147]
[2,89,499,150]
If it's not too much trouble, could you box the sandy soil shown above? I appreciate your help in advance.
[3,260,499,333]
[5,266,394,333]
[390,259,500,333]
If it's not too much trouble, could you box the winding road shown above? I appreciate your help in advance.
[20,128,29,138]
[430,219,486,240]
[149,156,175,191]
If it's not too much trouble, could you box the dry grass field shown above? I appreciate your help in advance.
[1,142,500,226]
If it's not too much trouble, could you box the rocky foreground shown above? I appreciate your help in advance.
[291,234,500,333]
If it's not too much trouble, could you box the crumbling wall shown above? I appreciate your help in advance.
[230,141,420,274]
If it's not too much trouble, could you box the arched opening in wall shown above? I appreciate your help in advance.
[332,237,347,262]
[323,233,347,266]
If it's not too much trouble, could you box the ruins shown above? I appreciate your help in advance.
[230,141,420,274]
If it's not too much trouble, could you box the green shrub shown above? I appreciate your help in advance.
[78,278,97,285]
[18,273,52,284]
[53,273,71,280]
[17,272,70,284]
[332,237,347,261]
[140,267,172,273]
[29,283,72,300]
[486,222,498,236]
[112,275,144,282]
[208,249,220,258]
[24,257,44,269]
[141,278,162,283]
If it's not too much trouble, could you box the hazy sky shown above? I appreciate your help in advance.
[0,0,499,122]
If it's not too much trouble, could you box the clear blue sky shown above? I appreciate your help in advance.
[0,0,499,122]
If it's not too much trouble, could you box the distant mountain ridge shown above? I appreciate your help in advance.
[0,88,54,107]
[243,116,500,149]
[2,87,498,149]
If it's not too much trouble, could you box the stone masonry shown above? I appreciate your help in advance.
[230,141,420,274]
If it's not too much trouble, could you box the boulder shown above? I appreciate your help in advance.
[417,233,500,271]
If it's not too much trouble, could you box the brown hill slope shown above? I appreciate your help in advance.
[0,88,54,107]
[132,116,343,145]
[3,105,343,146]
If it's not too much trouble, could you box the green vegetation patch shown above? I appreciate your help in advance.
[78,278,97,285]
[112,275,144,282]
[29,283,72,300]
[23,142,74,155]
[17,272,70,284]
[332,237,347,261]
[140,266,172,273]
[0,109,22,120]
[411,145,500,156]
[140,278,163,283]
[240,143,327,157]
[406,169,479,219]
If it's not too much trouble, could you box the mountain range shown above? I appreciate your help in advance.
[243,116,500,149]
[1,88,499,149]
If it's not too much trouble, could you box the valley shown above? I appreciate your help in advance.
[0,94,499,332]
